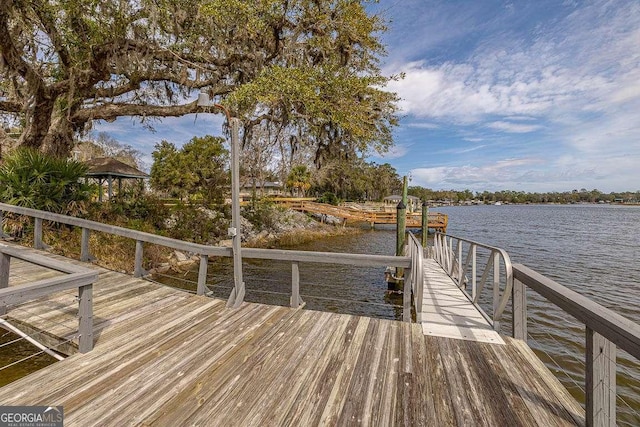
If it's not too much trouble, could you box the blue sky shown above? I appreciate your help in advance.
[97,0,640,193]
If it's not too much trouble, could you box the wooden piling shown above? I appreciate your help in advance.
[395,201,406,286]
[421,201,428,248]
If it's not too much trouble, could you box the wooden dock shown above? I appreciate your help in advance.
[0,244,586,426]
[276,199,448,231]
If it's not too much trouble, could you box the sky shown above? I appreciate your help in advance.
[96,0,640,193]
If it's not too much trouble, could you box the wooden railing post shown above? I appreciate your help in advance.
[395,201,406,283]
[134,240,144,277]
[0,252,9,315]
[0,210,7,238]
[78,283,94,353]
[197,255,208,296]
[403,256,412,322]
[34,218,44,249]
[80,228,91,262]
[586,327,616,427]
[512,278,527,340]
[290,262,303,308]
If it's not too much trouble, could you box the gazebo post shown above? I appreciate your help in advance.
[107,176,113,200]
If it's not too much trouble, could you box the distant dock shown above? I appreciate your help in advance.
[275,198,448,232]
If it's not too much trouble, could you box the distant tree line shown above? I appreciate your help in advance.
[407,187,640,204]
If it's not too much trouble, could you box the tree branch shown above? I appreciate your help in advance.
[73,100,222,122]
[28,1,72,71]
[0,1,47,91]
[0,99,22,112]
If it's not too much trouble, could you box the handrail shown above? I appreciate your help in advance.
[512,263,640,426]
[432,231,513,331]
[405,233,424,321]
[0,203,413,318]
[0,245,98,353]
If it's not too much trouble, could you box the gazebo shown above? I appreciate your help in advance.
[84,157,149,201]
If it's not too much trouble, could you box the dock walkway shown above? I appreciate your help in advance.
[0,244,583,426]
[420,258,504,344]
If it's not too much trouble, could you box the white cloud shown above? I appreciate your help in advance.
[406,122,439,129]
[454,144,488,154]
[375,143,410,159]
[384,0,640,191]
[487,121,542,133]
[409,151,639,192]
[385,1,639,127]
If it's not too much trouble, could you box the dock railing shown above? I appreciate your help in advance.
[512,263,640,427]
[0,245,98,353]
[433,230,640,426]
[433,231,513,331]
[0,203,413,319]
[405,233,424,322]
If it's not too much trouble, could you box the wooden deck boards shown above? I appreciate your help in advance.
[0,245,584,426]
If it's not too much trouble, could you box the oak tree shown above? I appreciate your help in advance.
[0,0,398,161]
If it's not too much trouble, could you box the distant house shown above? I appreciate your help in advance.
[240,180,284,201]
[383,195,421,212]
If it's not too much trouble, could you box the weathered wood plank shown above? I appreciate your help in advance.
[0,246,584,427]
[406,325,439,426]
[438,337,486,426]
[473,340,538,427]
[293,315,362,427]
[336,318,382,424]
[212,311,336,426]
[508,338,585,426]
[143,308,325,426]
[317,316,371,426]
[424,335,457,426]
[69,304,286,426]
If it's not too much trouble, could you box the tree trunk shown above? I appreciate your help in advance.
[18,97,77,158]
[41,113,76,157]
[18,91,55,151]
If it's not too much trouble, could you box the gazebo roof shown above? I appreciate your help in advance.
[84,157,149,179]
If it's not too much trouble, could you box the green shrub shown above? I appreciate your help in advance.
[86,193,170,230]
[165,203,230,244]
[0,148,95,215]
[242,200,281,230]
[318,192,339,205]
